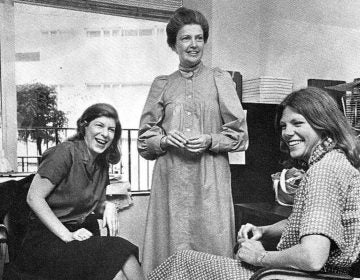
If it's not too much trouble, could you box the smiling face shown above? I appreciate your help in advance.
[174,24,204,68]
[84,116,116,158]
[280,106,322,161]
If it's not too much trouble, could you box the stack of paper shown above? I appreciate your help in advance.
[242,77,293,104]
[106,179,133,210]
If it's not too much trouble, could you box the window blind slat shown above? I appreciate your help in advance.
[100,0,182,11]
[15,0,182,21]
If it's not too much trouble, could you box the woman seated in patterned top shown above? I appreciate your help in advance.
[148,87,360,280]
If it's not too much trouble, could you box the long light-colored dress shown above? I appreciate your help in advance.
[138,62,248,276]
[147,138,360,280]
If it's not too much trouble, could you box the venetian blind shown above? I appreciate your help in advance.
[14,0,183,21]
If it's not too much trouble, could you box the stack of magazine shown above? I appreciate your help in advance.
[242,76,293,104]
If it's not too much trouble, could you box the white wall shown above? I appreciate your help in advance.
[116,195,149,262]
[212,0,262,77]
[185,0,360,89]
[260,0,360,89]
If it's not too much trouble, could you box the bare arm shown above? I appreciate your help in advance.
[238,234,330,271]
[265,235,330,270]
[238,219,288,242]
[102,201,120,236]
[27,174,92,242]
[260,219,288,239]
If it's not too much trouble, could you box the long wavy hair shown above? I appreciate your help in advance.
[68,103,122,165]
[275,87,360,168]
[166,7,209,50]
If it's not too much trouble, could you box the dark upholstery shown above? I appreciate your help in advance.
[0,174,102,280]
[0,180,18,223]
[0,174,49,280]
[0,175,34,261]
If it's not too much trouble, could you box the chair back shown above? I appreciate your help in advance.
[9,175,35,261]
[0,175,34,263]
[350,258,360,277]
[1,174,59,280]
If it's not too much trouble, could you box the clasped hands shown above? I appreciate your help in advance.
[161,129,211,154]
[236,223,267,266]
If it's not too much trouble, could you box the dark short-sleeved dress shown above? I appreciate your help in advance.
[15,140,138,280]
[148,138,360,280]
[138,62,249,276]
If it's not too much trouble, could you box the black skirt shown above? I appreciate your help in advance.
[14,214,139,280]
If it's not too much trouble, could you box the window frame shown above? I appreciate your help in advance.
[0,0,182,172]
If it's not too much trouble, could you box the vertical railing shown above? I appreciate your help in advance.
[128,129,132,184]
[17,127,153,192]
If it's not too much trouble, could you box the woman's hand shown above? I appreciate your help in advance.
[185,134,211,154]
[238,223,263,242]
[102,201,119,236]
[161,130,188,150]
[237,239,266,266]
[69,228,93,242]
[27,174,96,243]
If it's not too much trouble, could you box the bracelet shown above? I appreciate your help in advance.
[256,251,268,267]
[160,136,167,151]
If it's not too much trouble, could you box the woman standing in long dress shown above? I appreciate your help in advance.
[137,7,248,276]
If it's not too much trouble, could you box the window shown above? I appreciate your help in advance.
[122,29,138,36]
[103,30,111,37]
[86,30,102,37]
[112,29,120,36]
[139,28,154,36]
[15,52,40,62]
[14,3,180,191]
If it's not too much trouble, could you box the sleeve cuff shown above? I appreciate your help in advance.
[209,133,221,153]
[148,134,167,156]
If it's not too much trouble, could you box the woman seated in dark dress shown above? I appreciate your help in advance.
[148,87,360,280]
[15,103,144,280]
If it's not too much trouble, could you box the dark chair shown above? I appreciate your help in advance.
[0,174,51,280]
[0,224,8,280]
[0,174,108,280]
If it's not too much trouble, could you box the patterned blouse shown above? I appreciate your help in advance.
[147,138,360,280]
[277,138,360,273]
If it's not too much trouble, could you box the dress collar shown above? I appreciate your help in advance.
[77,140,91,163]
[178,61,203,78]
[76,140,102,178]
[308,137,335,167]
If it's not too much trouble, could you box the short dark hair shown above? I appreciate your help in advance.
[275,87,360,168]
[166,7,209,49]
[69,103,122,165]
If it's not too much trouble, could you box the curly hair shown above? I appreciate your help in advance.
[69,103,122,165]
[166,7,209,50]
